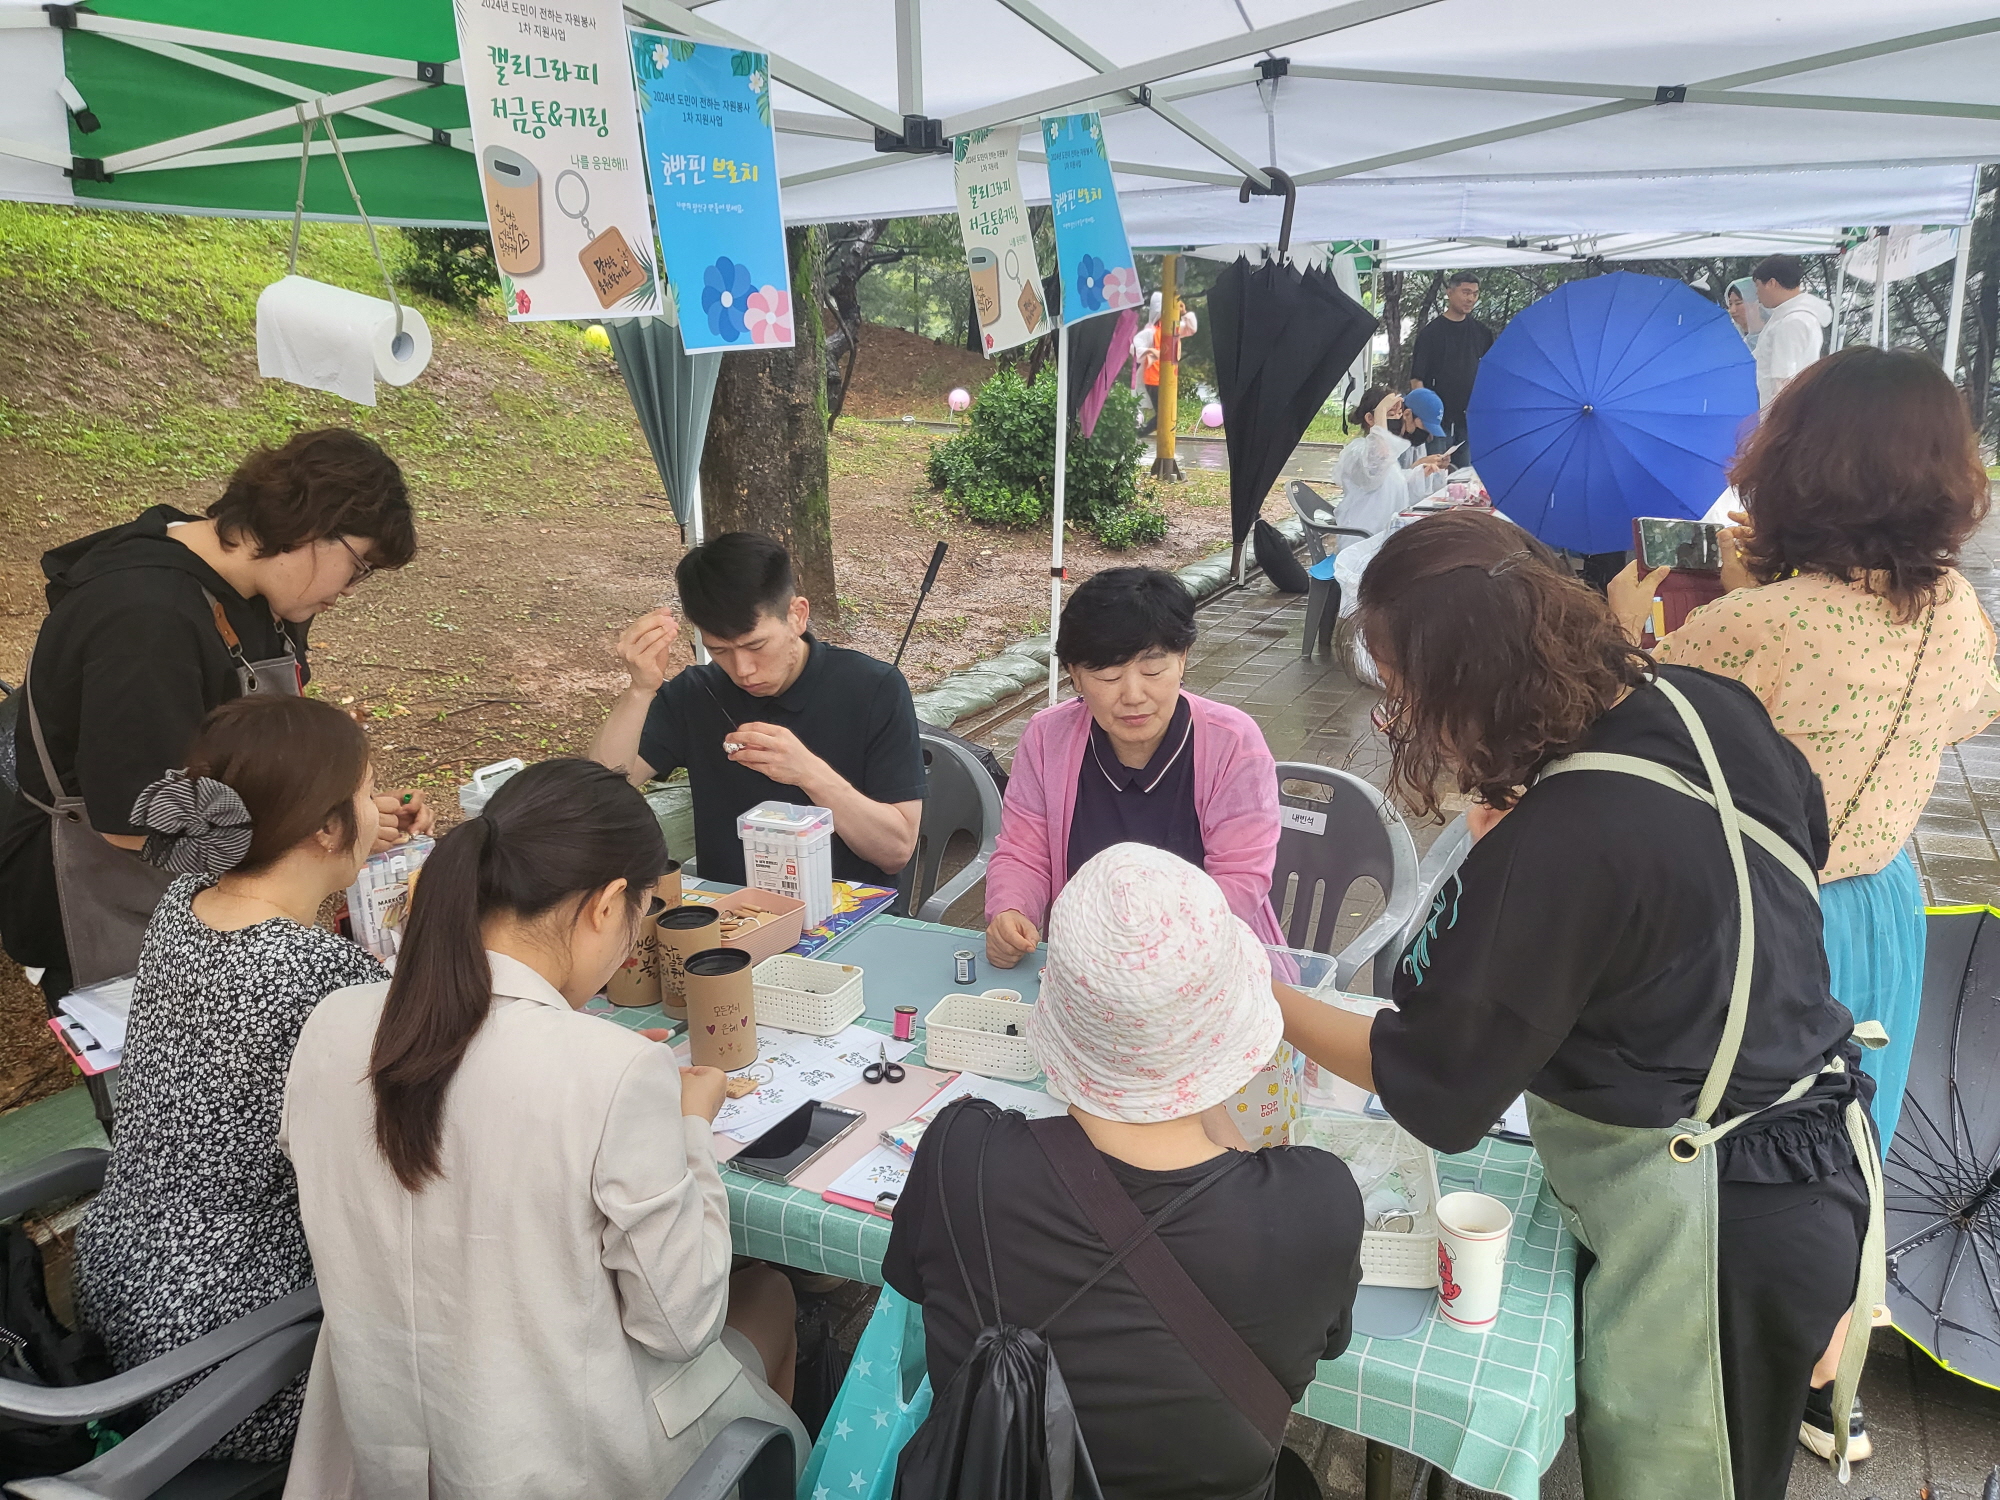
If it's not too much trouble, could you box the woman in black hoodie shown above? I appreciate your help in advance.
[0,428,428,1003]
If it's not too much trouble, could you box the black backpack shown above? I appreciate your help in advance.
[0,1219,115,1480]
[892,1109,1267,1500]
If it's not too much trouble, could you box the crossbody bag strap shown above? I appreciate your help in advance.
[1828,599,1936,848]
[1538,751,1820,900]
[199,588,261,696]
[17,660,67,819]
[1029,1116,1294,1450]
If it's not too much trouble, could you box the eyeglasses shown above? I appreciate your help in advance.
[1370,697,1406,735]
[334,535,376,587]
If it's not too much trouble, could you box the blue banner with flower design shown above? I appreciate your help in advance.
[1039,111,1142,326]
[630,30,793,352]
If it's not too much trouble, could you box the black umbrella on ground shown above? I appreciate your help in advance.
[1885,904,2000,1389]
[1206,255,1377,551]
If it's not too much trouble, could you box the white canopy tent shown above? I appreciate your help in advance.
[3,0,1994,698]
[671,0,2000,239]
[1370,231,1856,271]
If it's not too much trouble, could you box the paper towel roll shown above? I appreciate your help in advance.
[256,274,432,407]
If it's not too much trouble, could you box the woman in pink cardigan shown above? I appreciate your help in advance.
[986,568,1283,968]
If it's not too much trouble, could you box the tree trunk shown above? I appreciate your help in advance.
[1379,270,1404,387]
[700,225,838,620]
[822,219,900,430]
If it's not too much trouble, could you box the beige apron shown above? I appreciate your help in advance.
[1525,675,1885,1498]
[18,590,299,986]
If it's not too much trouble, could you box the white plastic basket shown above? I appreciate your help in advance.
[922,991,1038,1080]
[751,954,865,1036]
[1289,1111,1441,1289]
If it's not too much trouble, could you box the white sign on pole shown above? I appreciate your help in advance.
[452,0,663,321]
[952,127,1051,356]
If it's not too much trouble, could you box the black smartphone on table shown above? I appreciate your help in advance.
[726,1100,867,1183]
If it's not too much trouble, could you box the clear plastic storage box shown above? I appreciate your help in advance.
[737,800,835,927]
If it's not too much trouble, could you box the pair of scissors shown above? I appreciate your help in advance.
[862,1043,905,1085]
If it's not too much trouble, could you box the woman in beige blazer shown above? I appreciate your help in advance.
[279,758,806,1499]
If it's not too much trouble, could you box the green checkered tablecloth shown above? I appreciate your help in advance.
[1300,1142,1577,1500]
[595,913,1577,1500]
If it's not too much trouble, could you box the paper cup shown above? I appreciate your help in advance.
[684,948,757,1070]
[657,860,683,910]
[1435,1191,1512,1330]
[656,905,720,1020]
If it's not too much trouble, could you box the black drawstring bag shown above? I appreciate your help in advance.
[891,1108,1244,1500]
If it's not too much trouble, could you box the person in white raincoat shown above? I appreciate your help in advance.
[1333,386,1451,537]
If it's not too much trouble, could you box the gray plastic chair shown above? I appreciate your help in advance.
[1270,763,1420,995]
[899,729,1004,924]
[1287,482,1369,662]
[660,1418,795,1500]
[1391,814,1473,973]
[0,1150,320,1500]
[1285,479,1369,566]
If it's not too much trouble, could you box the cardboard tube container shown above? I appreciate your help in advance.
[656,905,720,1020]
[684,949,756,1070]
[606,896,667,1008]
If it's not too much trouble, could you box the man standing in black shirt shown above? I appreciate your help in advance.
[1407,272,1494,452]
[590,533,925,887]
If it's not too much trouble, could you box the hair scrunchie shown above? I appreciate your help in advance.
[130,769,254,876]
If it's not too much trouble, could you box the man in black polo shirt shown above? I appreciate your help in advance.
[1407,271,1494,452]
[591,532,925,886]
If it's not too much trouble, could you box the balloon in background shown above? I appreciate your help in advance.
[1200,400,1224,428]
[948,387,972,413]
[583,324,612,353]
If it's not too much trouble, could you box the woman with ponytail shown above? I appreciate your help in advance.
[279,758,806,1500]
[76,694,388,1461]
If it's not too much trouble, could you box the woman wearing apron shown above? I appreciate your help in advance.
[0,429,430,1004]
[1278,513,1882,1500]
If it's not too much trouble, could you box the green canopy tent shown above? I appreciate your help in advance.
[41,1,482,224]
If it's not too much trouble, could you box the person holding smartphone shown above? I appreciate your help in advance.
[280,759,807,1499]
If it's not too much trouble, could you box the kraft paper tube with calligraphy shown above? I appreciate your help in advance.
[606,895,666,1008]
[656,904,720,1019]
[684,949,757,1070]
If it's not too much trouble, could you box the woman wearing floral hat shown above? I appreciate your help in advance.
[887,843,1362,1500]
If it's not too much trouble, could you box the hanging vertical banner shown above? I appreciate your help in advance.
[1039,112,1141,326]
[952,127,1050,356]
[629,30,793,352]
[452,0,662,321]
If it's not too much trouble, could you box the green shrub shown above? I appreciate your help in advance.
[395,228,500,309]
[1089,494,1168,548]
[926,365,1154,545]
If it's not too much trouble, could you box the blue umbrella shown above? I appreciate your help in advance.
[1466,272,1757,554]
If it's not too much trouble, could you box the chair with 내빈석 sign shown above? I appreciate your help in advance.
[1270,762,1419,994]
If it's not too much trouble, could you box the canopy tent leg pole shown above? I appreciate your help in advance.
[1874,226,1892,349]
[1943,224,1973,381]
[1048,318,1071,706]
[689,473,710,665]
[1829,254,1848,352]
[1151,251,1183,484]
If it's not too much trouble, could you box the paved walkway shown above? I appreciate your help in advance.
[967,506,2000,1498]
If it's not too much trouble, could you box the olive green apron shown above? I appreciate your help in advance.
[1525,675,1885,1498]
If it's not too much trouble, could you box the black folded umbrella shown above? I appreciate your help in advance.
[1206,257,1377,547]
[1885,905,2000,1388]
